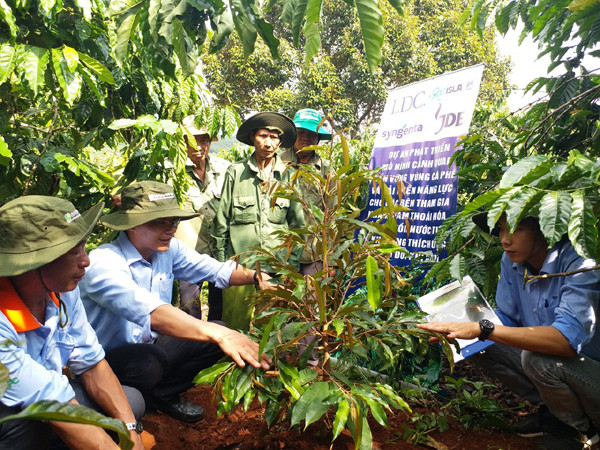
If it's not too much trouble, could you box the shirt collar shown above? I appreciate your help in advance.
[248,152,286,177]
[116,232,148,266]
[510,241,563,276]
[290,150,322,170]
[0,277,59,332]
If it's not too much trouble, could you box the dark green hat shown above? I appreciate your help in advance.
[0,196,103,277]
[236,112,297,148]
[101,181,198,231]
[293,108,332,140]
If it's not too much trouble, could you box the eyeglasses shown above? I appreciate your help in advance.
[149,218,181,228]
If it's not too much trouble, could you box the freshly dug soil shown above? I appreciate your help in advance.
[139,359,541,449]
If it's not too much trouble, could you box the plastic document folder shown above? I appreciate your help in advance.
[416,276,501,362]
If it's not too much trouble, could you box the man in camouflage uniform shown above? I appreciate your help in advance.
[175,115,231,319]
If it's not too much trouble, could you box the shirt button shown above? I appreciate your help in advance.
[532,308,536,313]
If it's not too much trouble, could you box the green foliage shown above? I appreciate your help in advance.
[428,0,600,295]
[195,136,455,449]
[441,376,507,430]
[429,152,600,296]
[396,376,507,446]
[203,0,511,133]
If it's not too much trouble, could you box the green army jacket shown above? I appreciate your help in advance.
[175,155,231,256]
[213,152,305,271]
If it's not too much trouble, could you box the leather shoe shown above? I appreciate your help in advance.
[155,398,205,422]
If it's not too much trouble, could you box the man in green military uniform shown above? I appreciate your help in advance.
[176,115,231,320]
[213,112,305,329]
[280,108,332,276]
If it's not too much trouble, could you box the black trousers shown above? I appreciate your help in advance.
[105,329,224,406]
[179,281,223,320]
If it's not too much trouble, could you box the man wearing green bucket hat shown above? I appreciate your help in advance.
[79,180,273,423]
[0,196,144,449]
[213,111,305,330]
[280,108,333,276]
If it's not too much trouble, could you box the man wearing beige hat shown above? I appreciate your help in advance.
[79,180,273,423]
[213,112,305,330]
[0,196,144,449]
[176,115,231,320]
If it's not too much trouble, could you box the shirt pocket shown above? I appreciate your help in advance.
[232,195,257,224]
[268,197,290,224]
[538,294,559,324]
[154,272,174,301]
[52,330,77,369]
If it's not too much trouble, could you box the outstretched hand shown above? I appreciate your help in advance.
[214,327,272,370]
[256,272,277,291]
[417,321,480,344]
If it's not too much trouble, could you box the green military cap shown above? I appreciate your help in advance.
[101,180,198,231]
[0,196,103,277]
[236,111,297,148]
[293,108,332,140]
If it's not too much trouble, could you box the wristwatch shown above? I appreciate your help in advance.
[126,421,143,434]
[253,271,261,285]
[478,319,495,341]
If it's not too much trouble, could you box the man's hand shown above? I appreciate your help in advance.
[256,272,277,291]
[213,326,272,370]
[417,321,480,344]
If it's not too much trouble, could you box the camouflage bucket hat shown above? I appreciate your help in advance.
[293,108,332,140]
[0,196,103,277]
[101,181,198,231]
[236,112,297,148]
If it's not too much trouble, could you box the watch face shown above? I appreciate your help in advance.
[480,319,493,330]
[135,421,143,433]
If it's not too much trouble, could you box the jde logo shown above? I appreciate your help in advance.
[434,103,464,135]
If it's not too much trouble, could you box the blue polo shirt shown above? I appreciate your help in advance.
[495,239,600,361]
[79,232,235,351]
[0,279,104,408]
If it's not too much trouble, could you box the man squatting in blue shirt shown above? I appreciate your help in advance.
[79,181,273,423]
[0,196,144,449]
[418,213,600,450]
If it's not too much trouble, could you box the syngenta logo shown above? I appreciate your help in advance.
[8,376,19,388]
[382,123,423,141]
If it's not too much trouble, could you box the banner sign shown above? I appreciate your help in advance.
[367,64,485,266]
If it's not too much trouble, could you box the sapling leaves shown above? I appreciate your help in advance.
[332,399,350,440]
[194,361,233,384]
[290,381,330,428]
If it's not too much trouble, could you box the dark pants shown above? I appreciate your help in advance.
[105,328,224,406]
[0,379,144,449]
[179,281,223,321]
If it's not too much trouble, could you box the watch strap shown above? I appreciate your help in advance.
[126,421,143,433]
[478,319,494,341]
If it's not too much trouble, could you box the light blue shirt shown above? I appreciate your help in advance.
[0,284,105,408]
[495,239,600,361]
[79,232,235,351]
